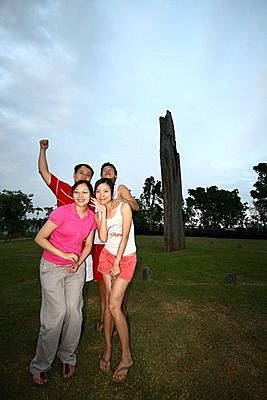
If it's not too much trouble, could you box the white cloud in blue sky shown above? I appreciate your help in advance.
[0,0,266,209]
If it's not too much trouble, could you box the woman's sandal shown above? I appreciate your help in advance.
[99,356,111,373]
[95,320,104,332]
[112,361,133,383]
[32,371,49,387]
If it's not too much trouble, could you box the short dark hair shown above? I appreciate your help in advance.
[74,163,94,177]
[94,178,114,198]
[100,162,117,177]
[72,180,93,196]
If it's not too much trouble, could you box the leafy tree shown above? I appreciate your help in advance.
[132,199,150,233]
[185,186,246,229]
[244,205,263,229]
[183,199,199,229]
[0,190,34,240]
[28,206,54,234]
[43,207,54,218]
[250,163,267,228]
[134,176,164,233]
[34,207,43,219]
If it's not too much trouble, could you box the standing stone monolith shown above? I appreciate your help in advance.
[159,110,185,252]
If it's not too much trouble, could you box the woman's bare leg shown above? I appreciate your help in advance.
[96,280,105,330]
[99,274,114,371]
[109,278,132,369]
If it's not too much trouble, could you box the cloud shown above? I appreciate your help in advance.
[0,0,266,211]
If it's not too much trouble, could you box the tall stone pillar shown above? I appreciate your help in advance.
[160,110,185,251]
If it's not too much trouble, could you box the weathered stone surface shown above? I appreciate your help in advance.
[224,273,237,284]
[160,110,185,252]
[142,266,154,281]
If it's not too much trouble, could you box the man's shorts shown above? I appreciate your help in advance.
[92,244,105,281]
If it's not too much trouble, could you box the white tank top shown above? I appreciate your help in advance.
[105,202,136,256]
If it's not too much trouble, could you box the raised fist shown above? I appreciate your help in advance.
[40,139,49,150]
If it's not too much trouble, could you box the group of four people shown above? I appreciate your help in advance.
[29,140,139,385]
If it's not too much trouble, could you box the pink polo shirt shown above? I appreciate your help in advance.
[42,202,96,265]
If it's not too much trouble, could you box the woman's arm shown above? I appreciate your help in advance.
[91,198,108,242]
[67,230,95,273]
[35,220,79,262]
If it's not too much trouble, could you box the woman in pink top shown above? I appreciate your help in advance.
[91,178,137,383]
[30,180,96,387]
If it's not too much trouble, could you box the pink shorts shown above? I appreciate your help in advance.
[98,247,137,282]
[92,244,105,281]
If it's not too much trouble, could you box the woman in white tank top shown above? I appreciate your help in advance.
[91,178,137,383]
[93,163,139,333]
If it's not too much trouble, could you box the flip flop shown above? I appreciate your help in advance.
[99,356,111,373]
[112,361,133,383]
[62,363,76,379]
[95,320,104,332]
[32,371,49,387]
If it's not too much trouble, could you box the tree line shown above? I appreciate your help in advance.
[0,162,266,240]
[133,162,267,234]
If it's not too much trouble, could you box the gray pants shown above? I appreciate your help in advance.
[29,258,85,374]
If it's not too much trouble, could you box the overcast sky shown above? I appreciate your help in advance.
[0,0,266,212]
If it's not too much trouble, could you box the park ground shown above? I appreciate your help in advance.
[0,236,266,400]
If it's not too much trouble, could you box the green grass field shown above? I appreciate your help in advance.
[0,236,266,400]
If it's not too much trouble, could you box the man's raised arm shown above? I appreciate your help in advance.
[38,139,52,186]
[118,185,139,211]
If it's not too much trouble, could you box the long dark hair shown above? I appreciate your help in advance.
[94,178,114,198]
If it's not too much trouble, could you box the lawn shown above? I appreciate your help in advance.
[0,236,266,400]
